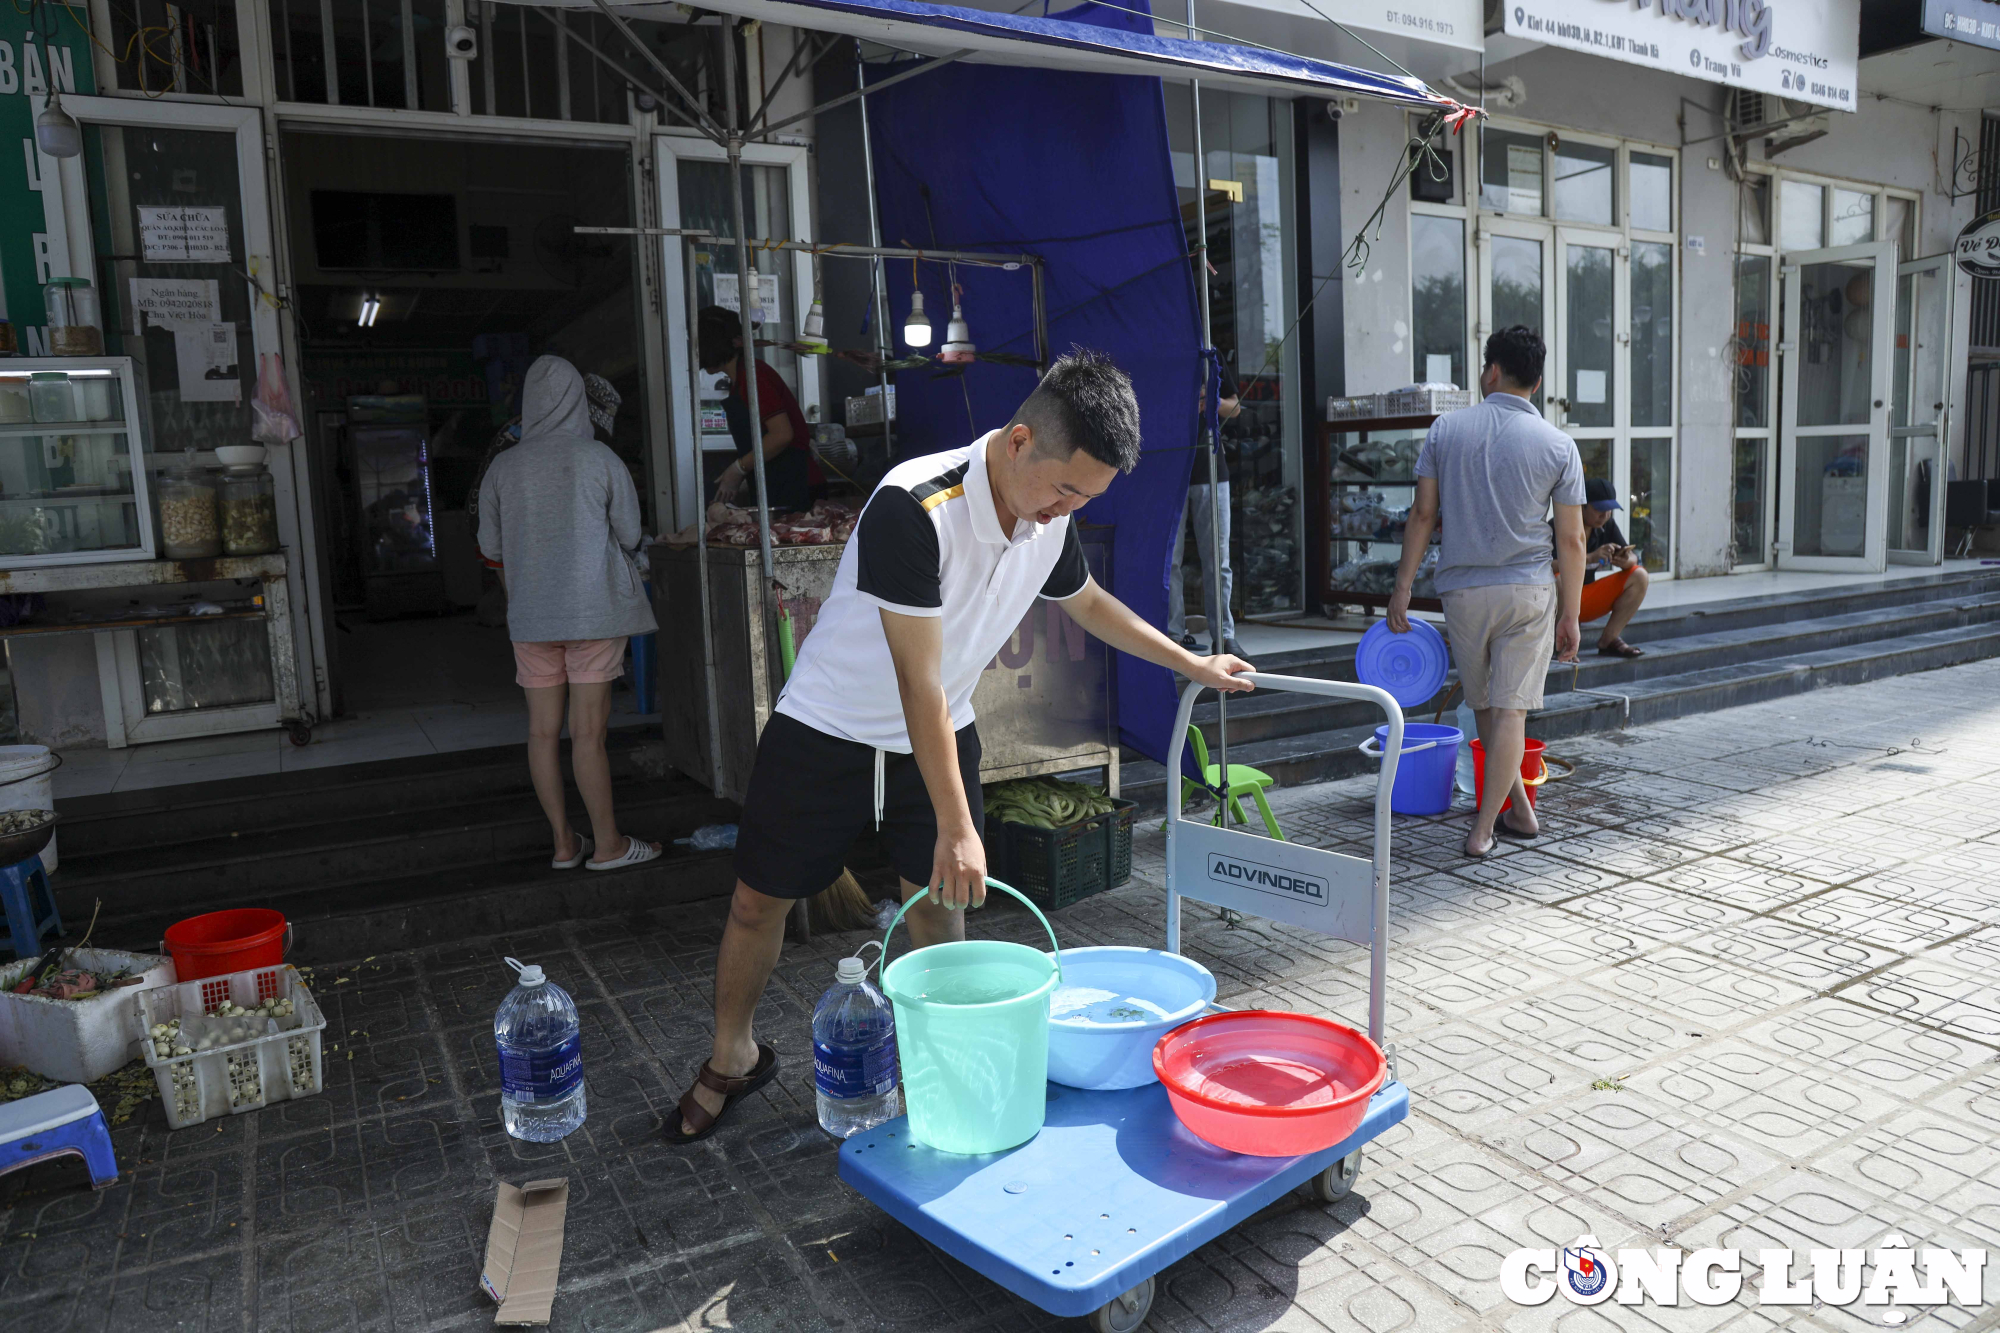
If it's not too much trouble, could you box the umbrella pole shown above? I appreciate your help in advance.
[685,237,727,799]
[1185,2,1227,784]
[855,43,895,461]
[723,18,777,588]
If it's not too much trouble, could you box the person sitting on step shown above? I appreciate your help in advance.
[1578,478,1649,658]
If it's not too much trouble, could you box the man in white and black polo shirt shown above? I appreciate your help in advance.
[665,350,1257,1143]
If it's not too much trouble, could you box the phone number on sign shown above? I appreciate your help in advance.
[1385,8,1455,35]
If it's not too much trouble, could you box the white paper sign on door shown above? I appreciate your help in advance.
[129,277,220,328]
[713,272,780,323]
[174,321,240,402]
[138,206,232,263]
[1575,370,1607,405]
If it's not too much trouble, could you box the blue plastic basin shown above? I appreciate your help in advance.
[1045,947,1216,1090]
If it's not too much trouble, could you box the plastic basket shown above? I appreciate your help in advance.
[988,798,1136,911]
[1380,387,1475,417]
[134,963,326,1130]
[1325,394,1382,422]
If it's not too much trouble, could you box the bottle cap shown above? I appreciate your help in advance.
[835,940,884,986]
[504,956,545,986]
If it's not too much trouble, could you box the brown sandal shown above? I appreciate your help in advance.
[662,1043,779,1144]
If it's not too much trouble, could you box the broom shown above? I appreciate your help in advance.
[772,601,880,935]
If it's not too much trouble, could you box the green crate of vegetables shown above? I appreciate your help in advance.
[983,778,1136,911]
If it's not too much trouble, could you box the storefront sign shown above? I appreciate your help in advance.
[0,21,92,356]
[1501,0,1860,111]
[1925,0,2000,49]
[137,205,232,263]
[1954,209,2000,277]
[1209,0,1483,53]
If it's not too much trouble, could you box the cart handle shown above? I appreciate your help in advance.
[1357,736,1439,760]
[877,877,1063,985]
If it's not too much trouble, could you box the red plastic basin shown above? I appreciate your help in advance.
[163,908,288,982]
[1152,1011,1387,1157]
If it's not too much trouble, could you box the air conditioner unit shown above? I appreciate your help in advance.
[1729,89,1828,156]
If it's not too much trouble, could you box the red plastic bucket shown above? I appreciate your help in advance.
[163,908,289,982]
[1470,738,1548,814]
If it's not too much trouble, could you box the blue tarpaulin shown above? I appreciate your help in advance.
[865,0,1203,764]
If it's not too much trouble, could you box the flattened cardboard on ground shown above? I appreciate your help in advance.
[480,1178,569,1325]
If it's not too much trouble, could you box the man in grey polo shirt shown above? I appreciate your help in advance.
[1388,325,1586,857]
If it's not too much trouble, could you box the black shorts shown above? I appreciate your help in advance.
[735,712,984,899]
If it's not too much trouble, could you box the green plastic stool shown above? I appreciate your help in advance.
[1182,726,1284,840]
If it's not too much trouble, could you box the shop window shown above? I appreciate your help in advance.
[1630,153,1673,233]
[679,160,802,406]
[1630,439,1671,574]
[1631,241,1673,428]
[1733,256,1771,429]
[113,0,244,96]
[1733,438,1766,566]
[1575,439,1611,483]
[1780,180,1824,250]
[1553,140,1615,227]
[1411,215,1466,388]
[1480,131,1545,216]
[138,621,275,713]
[1739,178,1771,246]
[1830,189,1874,246]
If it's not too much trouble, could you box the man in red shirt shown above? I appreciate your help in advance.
[698,305,819,512]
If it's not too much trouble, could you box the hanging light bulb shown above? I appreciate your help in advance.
[939,295,976,364]
[35,88,81,159]
[799,299,828,355]
[902,289,932,349]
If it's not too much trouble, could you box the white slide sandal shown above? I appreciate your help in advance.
[552,835,593,870]
[587,836,662,871]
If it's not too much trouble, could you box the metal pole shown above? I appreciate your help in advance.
[722,19,777,586]
[855,42,896,462]
[686,238,727,798]
[1186,0,1227,782]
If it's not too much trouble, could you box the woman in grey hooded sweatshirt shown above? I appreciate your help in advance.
[478,355,661,870]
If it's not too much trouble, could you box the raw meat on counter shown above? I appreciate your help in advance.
[660,499,860,549]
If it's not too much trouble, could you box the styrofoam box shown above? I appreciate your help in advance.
[136,964,326,1130]
[0,947,177,1083]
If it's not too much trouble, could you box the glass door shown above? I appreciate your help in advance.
[1776,243,1895,572]
[1887,254,1953,565]
[656,136,818,533]
[1477,221,1551,411]
[1554,229,1621,492]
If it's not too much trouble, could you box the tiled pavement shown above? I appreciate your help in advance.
[5,662,2000,1332]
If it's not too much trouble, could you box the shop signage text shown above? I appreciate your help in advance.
[0,21,91,359]
[1501,0,1859,111]
[1925,0,2000,51]
[1212,0,1483,54]
[1954,209,2000,277]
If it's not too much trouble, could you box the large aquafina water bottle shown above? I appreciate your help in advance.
[495,956,587,1141]
[813,943,902,1138]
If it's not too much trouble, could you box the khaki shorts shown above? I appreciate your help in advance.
[1442,583,1556,711]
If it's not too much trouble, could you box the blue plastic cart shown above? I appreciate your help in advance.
[840,674,1410,1330]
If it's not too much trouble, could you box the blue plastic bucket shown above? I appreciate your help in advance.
[1360,723,1461,816]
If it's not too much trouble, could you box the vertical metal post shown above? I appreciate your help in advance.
[722,19,777,584]
[318,0,338,104]
[400,0,419,108]
[687,239,728,799]
[855,44,896,461]
[1186,1,1227,780]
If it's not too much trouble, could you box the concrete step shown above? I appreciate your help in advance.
[55,727,663,857]
[90,845,744,968]
[1124,618,2000,809]
[53,781,733,918]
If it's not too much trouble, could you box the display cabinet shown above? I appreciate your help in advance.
[0,357,154,568]
[1312,414,1443,615]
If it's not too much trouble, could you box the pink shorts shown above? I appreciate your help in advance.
[513,638,627,689]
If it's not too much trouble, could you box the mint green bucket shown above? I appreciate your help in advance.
[878,878,1063,1155]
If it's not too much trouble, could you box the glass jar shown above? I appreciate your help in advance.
[45,278,104,357]
[0,376,29,423]
[74,371,117,421]
[29,372,76,423]
[156,462,220,558]
[219,464,278,555]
